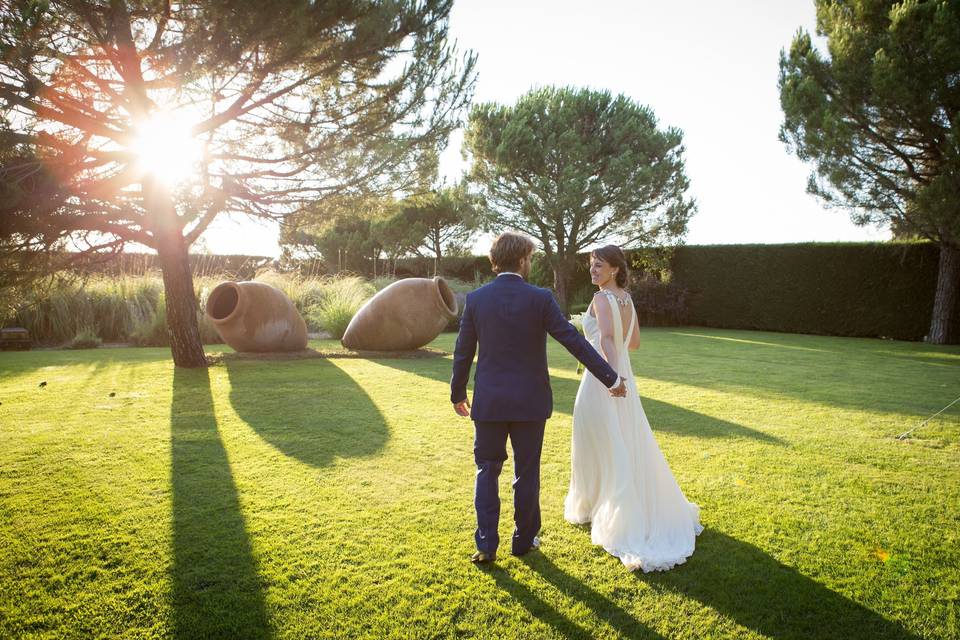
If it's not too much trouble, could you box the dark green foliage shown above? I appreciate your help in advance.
[779,0,960,342]
[779,0,960,238]
[630,278,690,327]
[393,183,480,275]
[670,242,948,340]
[392,255,491,282]
[465,86,694,311]
[286,183,480,278]
[288,216,382,275]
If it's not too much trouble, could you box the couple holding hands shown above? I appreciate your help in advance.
[450,232,702,571]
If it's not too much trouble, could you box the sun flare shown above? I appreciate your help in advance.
[130,112,203,185]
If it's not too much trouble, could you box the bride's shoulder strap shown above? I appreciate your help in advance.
[592,290,619,315]
[594,289,617,301]
[593,290,624,345]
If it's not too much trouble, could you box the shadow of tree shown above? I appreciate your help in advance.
[480,562,664,640]
[549,374,786,446]
[224,358,388,468]
[638,529,917,640]
[372,355,784,446]
[519,553,668,639]
[640,329,960,416]
[170,366,270,639]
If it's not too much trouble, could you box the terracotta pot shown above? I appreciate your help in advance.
[205,281,308,352]
[341,277,458,351]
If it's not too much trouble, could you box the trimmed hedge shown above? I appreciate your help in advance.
[669,242,945,341]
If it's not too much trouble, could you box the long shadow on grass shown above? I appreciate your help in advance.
[224,359,388,468]
[553,374,785,446]
[430,326,960,417]
[637,529,916,640]
[481,563,664,639]
[642,329,960,416]
[171,367,270,639]
[372,356,783,446]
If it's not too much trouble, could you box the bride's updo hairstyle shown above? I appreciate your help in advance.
[591,245,630,288]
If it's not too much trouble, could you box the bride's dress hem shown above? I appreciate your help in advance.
[563,508,704,573]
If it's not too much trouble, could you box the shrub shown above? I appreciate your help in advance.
[371,276,399,292]
[195,282,225,345]
[67,326,102,349]
[305,276,375,339]
[129,300,169,347]
[443,277,483,294]
[253,270,328,319]
[630,277,688,326]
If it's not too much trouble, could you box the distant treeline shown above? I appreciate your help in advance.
[77,241,943,341]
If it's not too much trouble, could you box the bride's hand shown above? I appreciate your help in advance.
[609,377,627,398]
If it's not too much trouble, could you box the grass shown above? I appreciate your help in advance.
[0,327,958,639]
[304,276,377,339]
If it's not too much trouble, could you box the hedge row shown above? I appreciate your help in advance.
[667,242,944,341]
[533,241,942,341]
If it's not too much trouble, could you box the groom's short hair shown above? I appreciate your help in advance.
[489,232,535,273]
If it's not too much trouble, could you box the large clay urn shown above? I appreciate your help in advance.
[205,281,308,352]
[341,277,458,351]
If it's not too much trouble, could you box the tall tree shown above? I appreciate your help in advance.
[0,0,475,365]
[395,182,479,275]
[464,86,694,312]
[283,214,379,275]
[370,207,422,276]
[279,194,395,275]
[779,0,960,344]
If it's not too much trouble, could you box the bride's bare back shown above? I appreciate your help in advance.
[589,288,640,351]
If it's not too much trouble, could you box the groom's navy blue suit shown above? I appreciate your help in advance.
[450,273,620,555]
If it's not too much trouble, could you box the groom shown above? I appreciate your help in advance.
[450,231,626,563]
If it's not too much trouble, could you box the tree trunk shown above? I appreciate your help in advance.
[552,256,576,316]
[147,180,207,368]
[928,242,960,345]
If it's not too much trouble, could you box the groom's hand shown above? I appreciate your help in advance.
[454,399,471,417]
[608,377,627,398]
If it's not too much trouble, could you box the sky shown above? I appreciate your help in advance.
[199,0,891,257]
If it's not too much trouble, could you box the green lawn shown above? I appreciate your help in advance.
[0,328,958,639]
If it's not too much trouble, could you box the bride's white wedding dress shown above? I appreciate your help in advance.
[565,291,703,572]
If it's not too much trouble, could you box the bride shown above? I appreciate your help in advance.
[564,244,703,572]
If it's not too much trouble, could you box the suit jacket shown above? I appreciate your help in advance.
[450,274,620,422]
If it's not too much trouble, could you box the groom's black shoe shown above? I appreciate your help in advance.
[511,536,541,557]
[471,550,496,564]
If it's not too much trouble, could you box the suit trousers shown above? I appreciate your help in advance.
[473,420,546,555]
